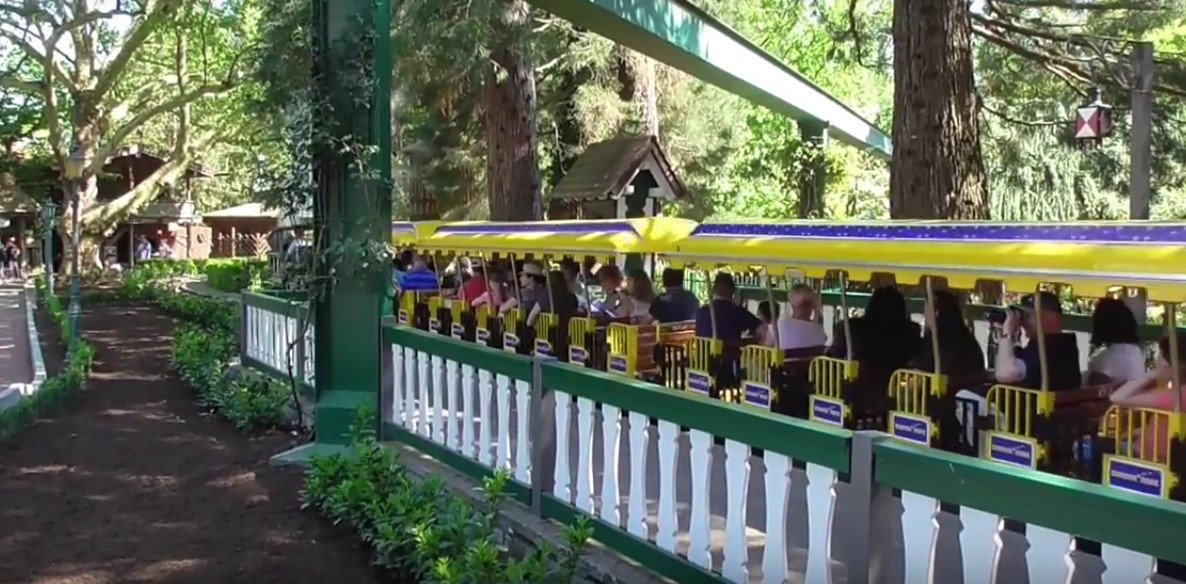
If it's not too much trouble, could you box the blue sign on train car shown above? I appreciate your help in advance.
[809,396,845,427]
[889,412,931,446]
[986,432,1038,469]
[687,370,711,395]
[743,382,772,409]
[568,346,587,364]
[1104,455,1169,499]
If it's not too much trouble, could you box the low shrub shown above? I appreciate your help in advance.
[123,259,285,430]
[204,259,267,293]
[0,278,95,442]
[302,416,591,583]
[172,323,291,431]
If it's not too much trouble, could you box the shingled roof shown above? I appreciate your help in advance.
[549,135,687,202]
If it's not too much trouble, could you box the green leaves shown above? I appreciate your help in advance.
[301,427,592,583]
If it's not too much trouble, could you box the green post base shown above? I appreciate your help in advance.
[312,389,378,445]
[269,442,351,467]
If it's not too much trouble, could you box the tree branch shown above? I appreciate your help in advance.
[91,0,184,102]
[90,80,235,175]
[82,129,221,228]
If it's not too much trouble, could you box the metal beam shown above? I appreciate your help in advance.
[527,0,892,158]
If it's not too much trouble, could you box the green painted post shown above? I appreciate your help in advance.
[271,0,392,465]
[798,120,829,219]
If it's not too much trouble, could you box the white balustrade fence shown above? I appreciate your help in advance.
[241,293,315,389]
[381,324,1185,584]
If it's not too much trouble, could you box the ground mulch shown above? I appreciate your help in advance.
[0,303,387,584]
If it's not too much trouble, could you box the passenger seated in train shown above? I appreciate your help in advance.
[994,291,1081,391]
[473,267,511,309]
[757,301,779,347]
[593,264,630,318]
[776,283,828,350]
[526,270,580,326]
[827,285,921,389]
[912,290,986,383]
[1108,331,1186,462]
[558,258,589,311]
[694,272,763,342]
[1085,297,1145,384]
[648,268,699,323]
[398,256,439,293]
[625,270,657,322]
[516,262,547,321]
[458,257,487,304]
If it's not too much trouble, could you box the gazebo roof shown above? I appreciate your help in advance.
[549,135,687,202]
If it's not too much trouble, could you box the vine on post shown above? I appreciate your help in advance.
[254,7,393,432]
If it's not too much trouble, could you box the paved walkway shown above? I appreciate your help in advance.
[0,283,32,390]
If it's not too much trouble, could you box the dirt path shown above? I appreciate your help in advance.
[0,303,386,584]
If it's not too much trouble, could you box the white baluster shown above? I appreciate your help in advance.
[574,397,595,513]
[655,420,679,554]
[901,491,939,584]
[390,344,404,424]
[553,392,573,502]
[478,369,494,465]
[496,374,512,471]
[686,429,713,569]
[1025,525,1072,583]
[762,452,792,584]
[599,404,621,525]
[417,351,431,438]
[401,347,416,430]
[627,411,649,540]
[804,463,836,584]
[514,379,531,483]
[1101,545,1154,584]
[961,507,998,584]
[722,439,751,581]
[446,360,460,451]
[461,364,476,457]
[432,356,445,445]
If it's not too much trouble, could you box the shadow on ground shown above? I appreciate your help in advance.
[0,304,388,584]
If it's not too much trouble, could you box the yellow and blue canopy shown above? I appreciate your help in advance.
[416,218,698,257]
[669,221,1186,302]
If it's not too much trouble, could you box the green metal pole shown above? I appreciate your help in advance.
[68,185,82,354]
[42,204,54,295]
[302,0,393,452]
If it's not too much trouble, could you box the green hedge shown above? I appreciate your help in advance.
[0,279,95,442]
[204,259,267,293]
[131,258,268,293]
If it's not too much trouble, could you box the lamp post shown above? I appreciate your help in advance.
[63,144,88,354]
[40,201,57,294]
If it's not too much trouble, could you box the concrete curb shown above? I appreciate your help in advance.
[24,283,47,387]
[0,284,45,413]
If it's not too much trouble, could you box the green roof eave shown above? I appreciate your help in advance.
[527,0,892,159]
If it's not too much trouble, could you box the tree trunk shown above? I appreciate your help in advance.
[483,0,542,222]
[407,154,437,220]
[616,49,660,138]
[889,0,988,219]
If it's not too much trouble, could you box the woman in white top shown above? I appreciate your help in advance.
[1085,297,1146,384]
[625,270,656,323]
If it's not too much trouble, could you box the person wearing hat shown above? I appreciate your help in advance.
[994,291,1081,391]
